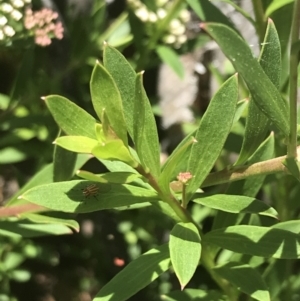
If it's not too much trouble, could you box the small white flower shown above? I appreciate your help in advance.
[176,34,187,45]
[135,7,149,22]
[11,10,22,21]
[169,19,181,30]
[157,8,166,19]
[0,30,4,40]
[24,0,31,3]
[3,25,15,37]
[163,34,176,44]
[148,12,157,23]
[179,10,191,23]
[170,24,186,35]
[0,16,8,26]
[11,0,24,8]
[1,3,13,13]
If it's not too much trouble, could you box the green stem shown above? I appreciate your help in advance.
[136,0,185,69]
[135,164,237,298]
[287,0,300,158]
[252,0,266,44]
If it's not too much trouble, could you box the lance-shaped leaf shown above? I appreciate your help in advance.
[214,262,270,301]
[90,61,128,145]
[44,95,97,139]
[54,136,98,153]
[193,195,278,219]
[133,72,160,178]
[0,219,73,238]
[204,225,300,259]
[236,20,281,164]
[156,45,184,79]
[202,22,289,136]
[18,180,159,213]
[22,213,79,232]
[186,74,238,201]
[93,244,171,301]
[186,0,235,29]
[169,222,201,289]
[76,170,141,184]
[53,135,77,182]
[103,44,136,139]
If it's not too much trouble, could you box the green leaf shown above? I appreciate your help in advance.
[92,140,138,167]
[90,61,128,145]
[19,180,159,213]
[202,23,289,137]
[169,222,201,289]
[93,244,171,301]
[214,262,270,301]
[76,170,141,184]
[53,134,77,182]
[156,45,184,79]
[133,73,160,178]
[0,219,73,238]
[55,136,98,153]
[272,220,300,233]
[103,44,137,139]
[212,134,274,230]
[283,157,300,181]
[186,74,238,200]
[204,225,300,259]
[22,213,79,232]
[161,289,226,301]
[159,136,196,195]
[44,95,97,139]
[236,20,281,164]
[265,0,294,16]
[193,195,278,219]
[186,0,235,29]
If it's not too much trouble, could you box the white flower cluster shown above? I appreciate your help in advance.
[127,0,191,48]
[0,0,31,43]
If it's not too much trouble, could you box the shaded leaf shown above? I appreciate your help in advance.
[186,75,238,200]
[169,222,201,289]
[134,73,160,178]
[236,20,281,164]
[214,262,270,301]
[265,0,294,16]
[44,95,97,139]
[19,180,159,213]
[0,219,73,238]
[204,225,300,259]
[104,44,136,139]
[90,62,128,145]
[22,213,79,232]
[93,244,171,301]
[193,195,278,219]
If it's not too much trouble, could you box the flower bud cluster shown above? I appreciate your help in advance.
[127,0,191,48]
[24,7,64,46]
[0,0,64,47]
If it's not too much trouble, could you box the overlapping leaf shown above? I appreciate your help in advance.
[202,22,289,137]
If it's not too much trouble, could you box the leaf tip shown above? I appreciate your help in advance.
[17,195,23,200]
[103,40,107,46]
[52,140,57,145]
[199,22,206,30]
[41,96,46,101]
[180,284,186,291]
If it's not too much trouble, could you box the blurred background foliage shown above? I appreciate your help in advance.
[0,0,299,300]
